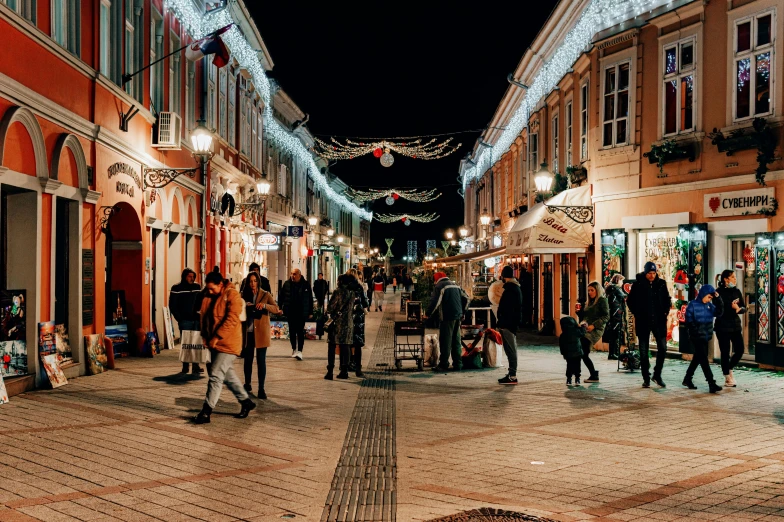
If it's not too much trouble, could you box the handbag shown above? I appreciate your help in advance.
[179,330,211,364]
[239,303,248,322]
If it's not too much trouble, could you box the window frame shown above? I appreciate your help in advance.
[661,36,697,137]
[732,9,776,122]
[551,110,559,173]
[565,99,573,167]
[100,0,111,77]
[579,81,589,160]
[600,59,632,148]
[169,31,181,116]
[529,131,539,173]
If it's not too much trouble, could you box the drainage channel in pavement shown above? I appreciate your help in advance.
[426,508,559,522]
[321,308,397,521]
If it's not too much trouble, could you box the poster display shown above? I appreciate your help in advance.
[637,230,679,347]
[55,325,73,365]
[41,353,67,388]
[304,322,318,340]
[110,290,127,325]
[0,373,8,404]
[0,290,26,341]
[270,321,290,340]
[84,334,107,375]
[105,325,129,357]
[162,306,175,350]
[0,340,28,377]
[38,321,56,358]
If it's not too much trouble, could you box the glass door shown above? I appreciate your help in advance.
[731,238,756,358]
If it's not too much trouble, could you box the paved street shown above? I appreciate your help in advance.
[2,293,784,522]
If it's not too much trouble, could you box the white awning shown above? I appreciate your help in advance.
[507,185,593,254]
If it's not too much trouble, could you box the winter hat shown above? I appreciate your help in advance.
[644,261,657,274]
[434,271,447,283]
[697,284,716,301]
[501,265,514,279]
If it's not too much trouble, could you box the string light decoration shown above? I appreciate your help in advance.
[374,213,440,226]
[460,0,672,190]
[164,0,372,220]
[407,240,417,260]
[344,187,442,205]
[312,137,461,166]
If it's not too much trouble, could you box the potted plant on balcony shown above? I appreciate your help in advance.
[644,139,696,176]
[707,117,777,186]
[566,164,588,186]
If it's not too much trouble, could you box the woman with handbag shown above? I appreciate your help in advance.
[242,272,280,399]
[325,274,355,380]
[346,268,370,377]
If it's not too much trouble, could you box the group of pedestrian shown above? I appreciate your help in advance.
[324,269,369,379]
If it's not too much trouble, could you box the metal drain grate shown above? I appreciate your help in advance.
[321,310,397,521]
[427,509,559,522]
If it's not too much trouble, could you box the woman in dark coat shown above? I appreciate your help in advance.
[325,274,355,380]
[714,270,746,388]
[347,268,370,377]
[603,274,627,360]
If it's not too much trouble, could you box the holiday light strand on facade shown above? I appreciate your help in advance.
[345,187,442,204]
[374,213,440,224]
[407,240,417,260]
[312,137,461,166]
[165,0,372,220]
[461,0,672,190]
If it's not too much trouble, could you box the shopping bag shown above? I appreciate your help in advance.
[482,329,505,368]
[179,330,211,364]
[423,334,439,366]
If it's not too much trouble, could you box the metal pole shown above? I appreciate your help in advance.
[200,59,208,284]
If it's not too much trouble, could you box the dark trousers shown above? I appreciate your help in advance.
[367,289,373,307]
[637,328,667,380]
[315,294,326,312]
[353,343,363,369]
[500,328,518,376]
[327,343,350,369]
[243,347,267,390]
[685,337,715,383]
[716,330,745,375]
[607,324,622,357]
[566,357,581,379]
[579,337,597,377]
[439,319,462,369]
[289,319,306,352]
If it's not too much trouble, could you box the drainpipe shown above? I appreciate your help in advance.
[200,59,208,284]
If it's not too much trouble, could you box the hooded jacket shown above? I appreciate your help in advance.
[199,281,244,355]
[626,272,671,334]
[497,278,523,333]
[426,277,469,321]
[685,285,724,342]
[169,270,201,324]
[559,316,585,360]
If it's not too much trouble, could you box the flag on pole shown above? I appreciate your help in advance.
[185,24,233,68]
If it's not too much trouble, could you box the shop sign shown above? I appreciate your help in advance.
[255,233,281,251]
[320,245,336,252]
[704,188,775,218]
[107,162,142,189]
[286,226,304,238]
[115,181,135,198]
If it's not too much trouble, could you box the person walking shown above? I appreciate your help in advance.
[325,274,355,380]
[496,266,523,385]
[242,272,280,399]
[346,268,370,377]
[560,316,585,386]
[313,272,330,313]
[579,281,609,383]
[169,268,204,374]
[279,268,313,360]
[372,271,385,312]
[714,270,746,388]
[683,285,724,393]
[240,263,270,366]
[425,271,469,372]
[604,274,627,360]
[192,270,255,424]
[366,272,374,310]
[392,276,398,293]
[626,262,672,388]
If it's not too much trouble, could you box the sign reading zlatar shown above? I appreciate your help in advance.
[704,188,775,218]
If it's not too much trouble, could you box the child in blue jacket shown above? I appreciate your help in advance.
[683,284,724,393]
[559,316,585,386]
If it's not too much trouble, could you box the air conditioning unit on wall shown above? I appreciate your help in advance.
[152,112,182,149]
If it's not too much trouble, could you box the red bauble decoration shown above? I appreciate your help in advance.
[392,193,399,200]
[401,216,407,222]
[373,147,383,158]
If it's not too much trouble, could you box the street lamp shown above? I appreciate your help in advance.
[337,235,345,244]
[479,210,492,227]
[191,121,214,162]
[327,228,335,238]
[534,162,554,194]
[445,229,454,240]
[307,215,318,228]
[358,243,364,249]
[144,120,214,188]
[533,162,594,224]
[373,247,379,254]
[257,175,271,198]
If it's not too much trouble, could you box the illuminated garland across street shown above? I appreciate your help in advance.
[312,137,461,167]
[374,213,440,226]
[165,0,372,220]
[345,187,441,205]
[461,0,672,190]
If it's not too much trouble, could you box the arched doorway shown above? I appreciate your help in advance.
[105,202,142,355]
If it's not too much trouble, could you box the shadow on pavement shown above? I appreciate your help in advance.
[152,372,205,385]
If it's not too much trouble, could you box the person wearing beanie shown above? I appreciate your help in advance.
[497,265,523,385]
[425,271,469,372]
[683,285,724,393]
[626,261,672,388]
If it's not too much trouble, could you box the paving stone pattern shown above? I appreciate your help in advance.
[1,292,784,521]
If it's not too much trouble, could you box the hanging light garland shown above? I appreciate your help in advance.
[460,0,672,190]
[345,187,442,205]
[312,137,461,167]
[165,0,372,221]
[374,213,440,226]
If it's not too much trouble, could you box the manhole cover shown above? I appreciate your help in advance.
[427,508,558,522]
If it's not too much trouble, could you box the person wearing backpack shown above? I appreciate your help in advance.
[425,272,469,372]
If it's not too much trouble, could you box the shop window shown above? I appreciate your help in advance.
[580,82,589,159]
[602,61,631,148]
[734,10,774,121]
[663,37,696,136]
[601,229,627,286]
[577,256,588,309]
[560,254,570,315]
[551,112,559,173]
[565,101,573,167]
[52,0,80,56]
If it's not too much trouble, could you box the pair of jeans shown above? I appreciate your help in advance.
[327,343,350,369]
[500,328,518,376]
[438,319,462,369]
[636,328,667,380]
[373,291,384,310]
[205,350,249,408]
[685,337,715,383]
[716,330,745,375]
[288,319,305,352]
[241,330,267,390]
[579,337,598,377]
[566,357,581,379]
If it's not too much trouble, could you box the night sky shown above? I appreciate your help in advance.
[250,3,559,255]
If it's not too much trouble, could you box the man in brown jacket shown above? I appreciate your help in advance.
[193,271,256,424]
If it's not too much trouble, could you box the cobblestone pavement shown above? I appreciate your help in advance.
[1,292,784,522]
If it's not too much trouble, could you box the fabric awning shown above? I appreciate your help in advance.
[438,246,506,266]
[507,185,593,254]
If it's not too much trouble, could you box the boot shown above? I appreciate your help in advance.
[236,398,257,418]
[682,377,697,389]
[258,388,267,400]
[181,363,190,374]
[191,364,204,374]
[708,381,723,394]
[324,365,334,380]
[355,366,364,378]
[652,374,666,388]
[337,366,349,379]
[726,371,737,387]
[584,371,599,383]
[192,403,212,424]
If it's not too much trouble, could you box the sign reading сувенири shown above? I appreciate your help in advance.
[704,188,775,218]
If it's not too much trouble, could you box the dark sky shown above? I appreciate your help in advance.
[250,3,559,256]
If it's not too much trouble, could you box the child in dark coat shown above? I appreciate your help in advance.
[559,316,586,386]
[683,284,724,393]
